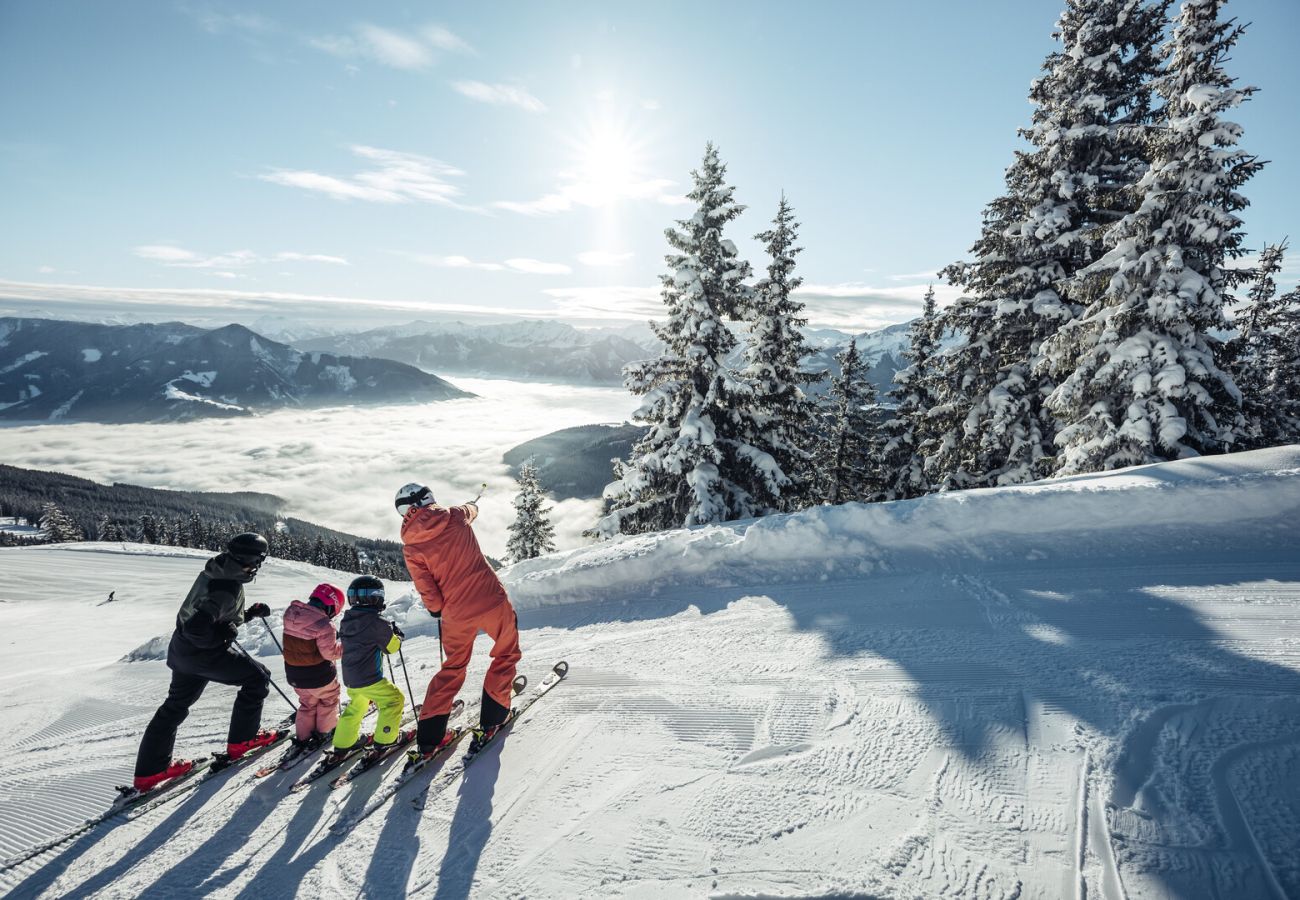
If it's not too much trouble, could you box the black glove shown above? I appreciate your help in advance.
[429,609,442,620]
[219,621,240,643]
[244,603,271,621]
[392,624,405,638]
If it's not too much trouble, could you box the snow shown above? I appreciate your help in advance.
[162,381,243,411]
[1,446,1298,898]
[0,351,46,376]
[80,349,101,363]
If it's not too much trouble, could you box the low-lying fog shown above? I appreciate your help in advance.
[0,378,635,558]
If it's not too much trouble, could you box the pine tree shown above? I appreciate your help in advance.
[138,513,160,544]
[932,0,1167,489]
[814,339,883,505]
[882,287,941,499]
[507,461,557,562]
[596,144,775,537]
[1045,0,1264,473]
[743,194,822,511]
[40,502,84,543]
[1230,241,1295,447]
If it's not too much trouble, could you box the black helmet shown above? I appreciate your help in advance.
[227,532,269,567]
[347,574,386,608]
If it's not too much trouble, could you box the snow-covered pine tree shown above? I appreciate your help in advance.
[1229,241,1295,447]
[882,286,941,500]
[742,194,822,511]
[507,461,557,562]
[39,501,83,543]
[931,0,1167,490]
[596,144,779,537]
[814,339,884,505]
[1045,0,1264,474]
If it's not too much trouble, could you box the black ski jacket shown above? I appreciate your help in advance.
[168,553,251,667]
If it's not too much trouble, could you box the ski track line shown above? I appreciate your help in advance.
[1208,731,1300,900]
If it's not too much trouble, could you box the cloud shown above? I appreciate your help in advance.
[452,81,547,113]
[274,252,350,266]
[0,381,633,555]
[309,23,472,70]
[888,269,944,282]
[494,177,686,216]
[134,245,349,269]
[38,266,56,274]
[182,6,276,37]
[793,282,962,332]
[259,145,470,208]
[541,285,664,322]
[399,252,570,274]
[577,251,633,267]
[640,98,662,111]
[505,258,572,275]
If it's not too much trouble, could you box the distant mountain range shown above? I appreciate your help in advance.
[0,317,471,423]
[296,319,655,385]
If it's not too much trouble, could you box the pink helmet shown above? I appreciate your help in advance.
[309,583,345,617]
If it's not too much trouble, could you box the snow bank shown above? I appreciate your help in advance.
[503,445,1300,610]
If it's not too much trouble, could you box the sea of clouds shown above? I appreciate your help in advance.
[0,377,635,558]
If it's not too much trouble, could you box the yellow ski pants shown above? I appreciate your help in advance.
[333,679,405,749]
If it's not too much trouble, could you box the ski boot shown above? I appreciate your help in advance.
[130,759,196,794]
[227,728,282,760]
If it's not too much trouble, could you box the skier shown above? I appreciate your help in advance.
[324,575,407,765]
[281,582,346,751]
[395,482,522,757]
[132,532,282,792]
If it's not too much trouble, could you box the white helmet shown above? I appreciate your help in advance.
[395,482,435,516]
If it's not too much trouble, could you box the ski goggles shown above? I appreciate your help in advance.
[349,587,385,602]
[231,551,267,568]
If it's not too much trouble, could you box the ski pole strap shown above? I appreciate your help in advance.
[233,638,297,715]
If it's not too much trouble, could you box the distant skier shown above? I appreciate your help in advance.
[281,582,346,751]
[131,532,281,792]
[324,575,407,765]
[395,482,522,756]
[106,590,116,603]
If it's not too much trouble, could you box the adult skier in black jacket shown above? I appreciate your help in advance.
[131,532,283,791]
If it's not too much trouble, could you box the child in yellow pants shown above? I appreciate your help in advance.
[333,575,406,754]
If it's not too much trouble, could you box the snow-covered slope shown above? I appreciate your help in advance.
[2,447,1299,898]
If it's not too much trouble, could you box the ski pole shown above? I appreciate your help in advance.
[437,617,445,664]
[397,645,418,713]
[260,618,284,655]
[234,638,297,715]
[471,482,487,503]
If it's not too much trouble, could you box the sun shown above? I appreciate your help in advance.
[567,117,649,208]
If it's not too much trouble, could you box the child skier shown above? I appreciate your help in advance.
[281,582,346,750]
[326,575,408,764]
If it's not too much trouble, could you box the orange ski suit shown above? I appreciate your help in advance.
[401,503,522,723]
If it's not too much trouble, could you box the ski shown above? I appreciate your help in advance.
[295,700,458,792]
[327,662,565,835]
[0,714,294,870]
[253,732,332,778]
[328,727,419,789]
[412,662,567,811]
[326,674,530,835]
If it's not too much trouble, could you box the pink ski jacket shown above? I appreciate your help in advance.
[282,599,343,689]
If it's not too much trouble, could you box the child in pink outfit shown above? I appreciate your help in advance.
[281,583,346,746]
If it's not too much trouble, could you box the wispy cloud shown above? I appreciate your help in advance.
[452,81,547,113]
[133,245,349,269]
[181,6,276,37]
[259,145,470,208]
[888,269,943,282]
[541,285,663,322]
[793,282,961,332]
[495,177,685,216]
[309,22,472,70]
[505,258,571,275]
[577,251,633,267]
[400,252,570,275]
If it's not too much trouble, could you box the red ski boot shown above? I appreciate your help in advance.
[133,759,196,793]
[227,729,282,760]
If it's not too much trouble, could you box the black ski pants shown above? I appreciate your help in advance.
[134,643,270,777]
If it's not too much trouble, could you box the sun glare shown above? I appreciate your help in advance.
[568,118,649,208]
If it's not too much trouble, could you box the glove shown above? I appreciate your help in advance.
[219,621,239,643]
[392,624,405,638]
[244,603,271,621]
[428,609,442,620]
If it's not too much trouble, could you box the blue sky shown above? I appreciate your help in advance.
[2,0,1297,333]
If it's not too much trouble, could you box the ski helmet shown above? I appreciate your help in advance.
[395,483,435,516]
[347,574,386,609]
[226,532,269,567]
[309,582,345,618]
